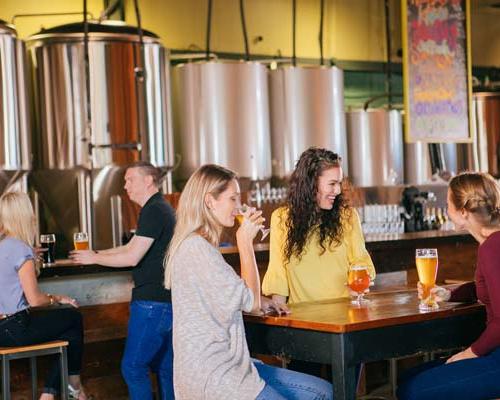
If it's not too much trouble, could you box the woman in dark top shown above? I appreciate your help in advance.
[0,192,87,400]
[398,172,500,400]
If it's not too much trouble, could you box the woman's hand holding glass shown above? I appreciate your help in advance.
[235,205,266,242]
[417,283,451,303]
[236,204,270,241]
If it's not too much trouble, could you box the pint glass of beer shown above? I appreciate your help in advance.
[73,232,89,250]
[40,234,56,266]
[348,265,371,306]
[415,248,439,310]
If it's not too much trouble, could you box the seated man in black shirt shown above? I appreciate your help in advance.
[71,161,176,400]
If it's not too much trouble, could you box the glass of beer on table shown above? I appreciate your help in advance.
[415,248,439,311]
[73,232,89,250]
[348,265,371,306]
[235,204,270,241]
[40,234,56,266]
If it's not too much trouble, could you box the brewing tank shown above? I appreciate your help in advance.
[346,109,404,187]
[268,65,348,178]
[27,21,174,170]
[27,21,174,250]
[0,21,31,194]
[172,60,272,182]
[405,142,433,185]
[472,93,500,176]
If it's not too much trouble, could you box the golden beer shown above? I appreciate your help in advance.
[74,240,89,250]
[416,257,438,298]
[73,232,89,251]
[235,215,244,225]
[415,248,439,310]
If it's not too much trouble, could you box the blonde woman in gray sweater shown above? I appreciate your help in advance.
[164,164,333,400]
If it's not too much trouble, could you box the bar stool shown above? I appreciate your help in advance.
[0,340,69,400]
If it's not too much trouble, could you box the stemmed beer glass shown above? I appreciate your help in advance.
[235,204,270,241]
[348,265,371,306]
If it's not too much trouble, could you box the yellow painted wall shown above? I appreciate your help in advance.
[0,0,498,66]
[470,7,500,67]
[0,0,103,37]
[122,0,402,62]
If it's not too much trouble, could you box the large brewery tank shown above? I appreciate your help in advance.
[346,109,404,187]
[268,65,348,178]
[27,21,174,250]
[0,21,31,195]
[172,60,272,185]
[473,92,500,176]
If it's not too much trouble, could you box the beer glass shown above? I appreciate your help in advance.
[235,204,270,241]
[40,234,56,266]
[416,248,439,310]
[348,265,371,306]
[73,232,89,250]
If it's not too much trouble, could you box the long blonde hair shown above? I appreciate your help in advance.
[0,192,37,246]
[164,164,237,289]
[449,172,500,228]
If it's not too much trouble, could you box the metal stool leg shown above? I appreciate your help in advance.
[30,357,37,400]
[2,356,10,400]
[60,347,69,400]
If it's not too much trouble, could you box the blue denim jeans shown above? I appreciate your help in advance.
[254,361,333,400]
[121,301,174,400]
[397,347,500,400]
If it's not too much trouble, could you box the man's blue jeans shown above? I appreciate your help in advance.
[121,301,174,400]
[397,347,500,400]
[255,361,333,400]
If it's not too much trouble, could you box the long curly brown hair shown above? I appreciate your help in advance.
[283,147,350,263]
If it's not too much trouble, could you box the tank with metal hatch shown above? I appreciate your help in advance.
[172,60,272,184]
[0,20,31,195]
[27,21,174,250]
[268,65,348,178]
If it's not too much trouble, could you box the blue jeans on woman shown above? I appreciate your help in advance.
[121,301,174,400]
[397,347,500,400]
[254,361,333,400]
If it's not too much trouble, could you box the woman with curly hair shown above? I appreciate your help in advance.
[262,147,375,305]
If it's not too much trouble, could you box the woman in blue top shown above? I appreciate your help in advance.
[0,192,87,400]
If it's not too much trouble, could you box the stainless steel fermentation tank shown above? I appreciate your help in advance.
[472,92,500,176]
[172,60,272,185]
[346,109,404,187]
[27,21,174,250]
[0,21,31,195]
[268,65,348,178]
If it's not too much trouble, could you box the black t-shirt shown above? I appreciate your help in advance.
[132,192,175,303]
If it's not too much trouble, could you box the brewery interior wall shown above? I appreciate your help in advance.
[1,0,499,67]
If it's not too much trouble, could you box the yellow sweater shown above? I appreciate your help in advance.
[262,207,376,304]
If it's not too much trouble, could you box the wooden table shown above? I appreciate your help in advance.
[244,291,486,400]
